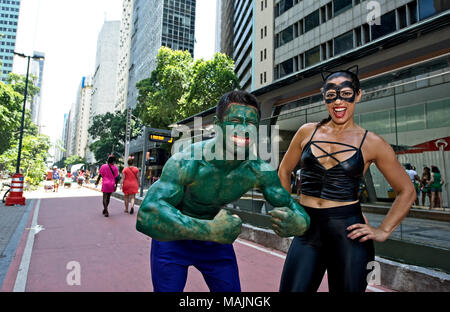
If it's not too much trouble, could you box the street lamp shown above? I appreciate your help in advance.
[13,52,45,173]
[5,52,45,206]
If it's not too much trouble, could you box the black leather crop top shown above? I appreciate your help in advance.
[300,127,368,202]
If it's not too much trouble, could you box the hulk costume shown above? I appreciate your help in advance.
[136,91,310,292]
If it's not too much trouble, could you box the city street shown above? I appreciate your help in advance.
[0,187,392,292]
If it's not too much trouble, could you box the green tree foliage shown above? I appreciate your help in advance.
[6,73,40,102]
[0,74,50,186]
[88,109,142,165]
[0,82,23,154]
[64,155,88,167]
[0,134,50,186]
[136,48,240,129]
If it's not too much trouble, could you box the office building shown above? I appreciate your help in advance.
[115,0,134,112]
[30,51,45,128]
[216,0,253,91]
[126,0,196,110]
[0,0,20,82]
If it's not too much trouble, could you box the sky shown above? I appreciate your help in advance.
[13,0,218,151]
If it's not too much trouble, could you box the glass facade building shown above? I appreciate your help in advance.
[0,0,20,82]
[127,0,196,110]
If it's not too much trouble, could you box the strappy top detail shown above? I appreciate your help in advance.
[300,128,368,202]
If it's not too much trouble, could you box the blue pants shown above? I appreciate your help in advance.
[150,239,241,292]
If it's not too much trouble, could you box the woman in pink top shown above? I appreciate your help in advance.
[120,156,140,214]
[95,155,119,217]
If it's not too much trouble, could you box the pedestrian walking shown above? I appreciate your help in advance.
[52,166,60,192]
[405,164,421,206]
[430,165,444,210]
[95,155,119,217]
[121,156,140,214]
[421,166,431,208]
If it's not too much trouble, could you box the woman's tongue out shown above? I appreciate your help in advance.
[333,107,347,119]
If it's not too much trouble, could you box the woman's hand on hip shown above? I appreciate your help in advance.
[346,214,390,243]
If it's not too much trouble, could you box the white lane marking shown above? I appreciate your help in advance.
[13,199,41,292]
[367,285,386,292]
[235,239,286,260]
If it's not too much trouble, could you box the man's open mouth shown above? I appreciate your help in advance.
[232,135,250,146]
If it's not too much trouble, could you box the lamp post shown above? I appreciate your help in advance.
[5,52,45,206]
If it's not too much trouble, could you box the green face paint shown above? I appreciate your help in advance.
[219,103,259,160]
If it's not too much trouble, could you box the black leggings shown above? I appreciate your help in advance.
[280,203,374,292]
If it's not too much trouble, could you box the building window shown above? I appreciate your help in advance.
[407,1,418,24]
[371,10,396,40]
[261,28,264,39]
[264,26,267,37]
[334,30,354,55]
[418,0,450,20]
[261,50,263,62]
[260,73,263,84]
[305,46,320,67]
[280,25,294,46]
[398,5,407,29]
[333,0,353,16]
[280,58,294,77]
[304,10,320,33]
[264,48,267,60]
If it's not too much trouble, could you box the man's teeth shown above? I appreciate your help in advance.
[233,136,248,144]
[334,107,346,112]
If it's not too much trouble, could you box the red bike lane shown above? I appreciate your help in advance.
[1,188,391,292]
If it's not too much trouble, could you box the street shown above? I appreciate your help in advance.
[0,187,391,292]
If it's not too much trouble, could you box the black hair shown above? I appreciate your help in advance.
[317,65,361,128]
[405,163,413,170]
[431,166,440,173]
[107,155,115,164]
[216,90,261,122]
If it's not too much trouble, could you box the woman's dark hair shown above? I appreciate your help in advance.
[424,166,430,173]
[107,155,115,164]
[317,65,361,128]
[431,166,440,173]
[127,157,134,166]
[216,90,261,122]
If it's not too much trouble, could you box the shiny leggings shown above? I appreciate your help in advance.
[280,203,374,292]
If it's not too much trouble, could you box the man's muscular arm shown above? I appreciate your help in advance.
[136,154,242,244]
[253,161,310,237]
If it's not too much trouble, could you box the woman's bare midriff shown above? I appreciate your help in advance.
[299,193,358,208]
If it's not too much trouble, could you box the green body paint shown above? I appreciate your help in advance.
[136,103,310,244]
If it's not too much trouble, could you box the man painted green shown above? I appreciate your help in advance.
[136,90,310,292]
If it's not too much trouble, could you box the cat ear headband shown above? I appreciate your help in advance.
[320,65,359,81]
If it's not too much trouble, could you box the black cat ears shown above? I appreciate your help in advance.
[320,65,359,81]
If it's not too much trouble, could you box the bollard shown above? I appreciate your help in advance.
[5,173,26,206]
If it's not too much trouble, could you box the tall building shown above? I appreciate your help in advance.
[126,0,197,163]
[87,21,120,163]
[91,21,120,117]
[0,0,20,82]
[115,0,134,112]
[216,0,253,91]
[30,51,45,128]
[126,0,196,110]
[74,77,93,159]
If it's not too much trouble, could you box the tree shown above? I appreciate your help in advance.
[88,109,142,165]
[0,82,23,154]
[64,155,88,167]
[6,73,40,102]
[0,133,50,186]
[137,48,240,129]
[182,53,241,118]
[136,47,193,129]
